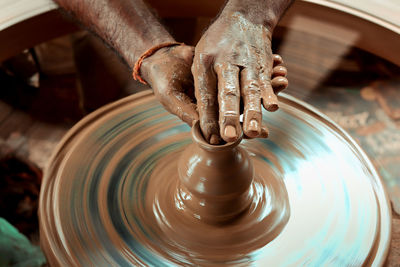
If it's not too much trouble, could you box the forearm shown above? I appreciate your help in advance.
[54,0,174,67]
[221,0,293,31]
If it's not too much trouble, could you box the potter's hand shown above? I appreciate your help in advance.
[141,44,198,125]
[54,0,199,125]
[192,15,287,144]
[192,0,292,144]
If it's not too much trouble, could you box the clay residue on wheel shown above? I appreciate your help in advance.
[138,121,290,265]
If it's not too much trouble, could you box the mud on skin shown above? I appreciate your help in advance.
[192,0,292,144]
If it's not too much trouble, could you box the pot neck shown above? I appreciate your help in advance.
[191,121,242,152]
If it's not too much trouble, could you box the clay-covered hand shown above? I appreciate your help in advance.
[141,44,198,126]
[192,12,288,144]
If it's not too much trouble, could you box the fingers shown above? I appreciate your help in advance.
[260,71,279,112]
[156,90,199,126]
[271,65,288,94]
[191,52,287,144]
[272,66,287,78]
[272,54,288,94]
[273,54,283,66]
[272,76,289,94]
[243,124,268,139]
[260,125,269,138]
[192,53,221,144]
[242,54,287,139]
[214,63,241,143]
[241,68,262,138]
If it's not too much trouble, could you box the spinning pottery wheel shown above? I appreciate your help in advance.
[39,90,391,266]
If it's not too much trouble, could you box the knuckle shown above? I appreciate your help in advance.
[199,94,218,109]
[214,62,224,73]
[243,81,260,94]
[224,89,239,98]
[222,111,239,118]
[245,109,262,119]
[229,51,239,61]
[248,88,261,96]
[221,116,239,128]
[197,53,214,66]
[223,64,239,73]
[260,79,272,90]
[259,67,271,76]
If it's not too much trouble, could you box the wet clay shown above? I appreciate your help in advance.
[141,121,290,264]
[192,9,290,144]
[39,91,391,266]
[177,121,254,224]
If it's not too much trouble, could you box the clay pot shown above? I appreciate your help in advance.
[177,121,254,224]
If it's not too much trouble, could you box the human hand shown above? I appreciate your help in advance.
[140,44,199,126]
[192,12,288,144]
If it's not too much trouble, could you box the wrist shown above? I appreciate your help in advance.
[221,0,278,31]
[138,46,168,84]
[122,35,175,68]
[134,42,183,84]
[221,0,293,32]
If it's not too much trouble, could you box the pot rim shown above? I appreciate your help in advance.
[191,120,243,151]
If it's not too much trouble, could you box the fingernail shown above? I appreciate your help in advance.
[267,104,279,112]
[273,54,283,64]
[264,95,279,112]
[260,126,269,138]
[272,66,287,78]
[272,77,288,89]
[224,125,237,139]
[248,119,259,132]
[210,134,220,145]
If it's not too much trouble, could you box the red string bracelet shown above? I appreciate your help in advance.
[132,42,184,85]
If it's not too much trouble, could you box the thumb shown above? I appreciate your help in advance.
[156,89,199,126]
